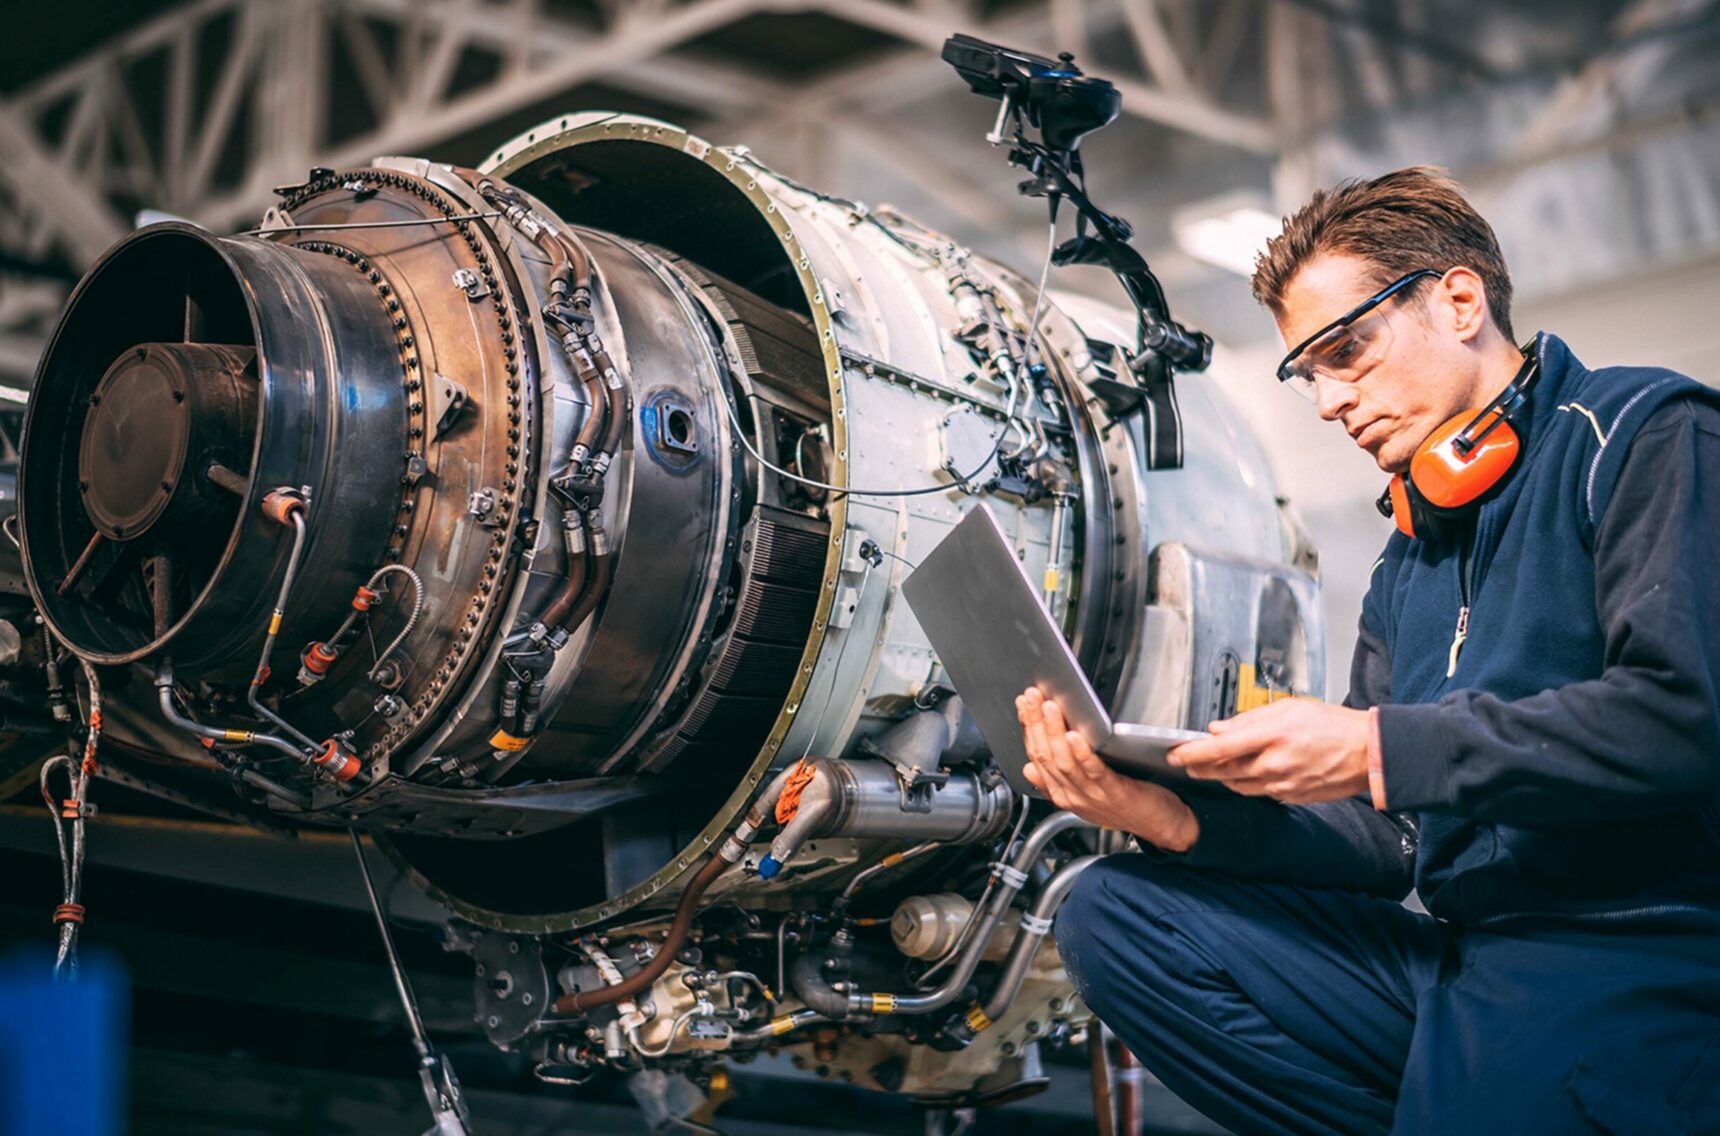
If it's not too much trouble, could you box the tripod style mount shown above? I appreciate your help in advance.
[943,34,1213,469]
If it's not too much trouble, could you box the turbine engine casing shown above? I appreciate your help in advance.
[15,113,1324,1100]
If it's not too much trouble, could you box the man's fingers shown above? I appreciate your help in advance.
[1041,700,1082,776]
[1016,695,1051,766]
[1168,734,1252,768]
[1170,718,1277,768]
[1028,699,1081,804]
[1065,729,1111,782]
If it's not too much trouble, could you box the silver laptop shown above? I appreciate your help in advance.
[903,503,1211,795]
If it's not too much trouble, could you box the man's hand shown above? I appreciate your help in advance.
[1016,686,1200,853]
[1168,699,1371,804]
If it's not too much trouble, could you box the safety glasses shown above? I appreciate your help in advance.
[1275,268,1442,402]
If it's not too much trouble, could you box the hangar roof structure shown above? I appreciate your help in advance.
[1,0,1717,382]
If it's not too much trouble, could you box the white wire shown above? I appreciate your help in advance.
[716,220,1059,499]
[718,373,1018,499]
[795,560,874,763]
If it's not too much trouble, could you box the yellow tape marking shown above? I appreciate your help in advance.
[1234,662,1316,714]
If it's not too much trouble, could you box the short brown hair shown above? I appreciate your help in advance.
[1251,166,1514,341]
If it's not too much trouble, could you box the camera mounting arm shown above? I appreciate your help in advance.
[943,34,1212,469]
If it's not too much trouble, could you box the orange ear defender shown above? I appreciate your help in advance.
[1378,338,1540,542]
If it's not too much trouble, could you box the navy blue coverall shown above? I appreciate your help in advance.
[1054,335,1720,1134]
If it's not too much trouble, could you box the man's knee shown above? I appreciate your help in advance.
[1053,853,1207,1009]
[1056,853,1211,936]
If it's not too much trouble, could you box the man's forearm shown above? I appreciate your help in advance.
[1149,791,1416,900]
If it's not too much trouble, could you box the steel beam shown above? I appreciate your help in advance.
[0,105,129,266]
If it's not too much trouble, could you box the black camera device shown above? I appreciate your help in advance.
[941,34,1121,153]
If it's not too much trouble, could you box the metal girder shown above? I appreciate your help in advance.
[1120,0,1194,95]
[347,0,790,111]
[188,0,768,232]
[0,0,1291,261]
[804,0,1278,153]
[1514,0,1718,157]
[0,104,129,266]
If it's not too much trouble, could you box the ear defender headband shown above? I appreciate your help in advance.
[1377,336,1542,542]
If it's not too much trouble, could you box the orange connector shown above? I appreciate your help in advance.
[260,489,306,525]
[313,739,360,783]
[301,641,338,675]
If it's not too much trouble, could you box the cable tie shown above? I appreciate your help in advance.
[1019,913,1053,937]
[991,863,1029,889]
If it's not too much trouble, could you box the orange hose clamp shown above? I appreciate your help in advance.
[302,641,338,676]
[313,739,361,783]
[352,585,380,612]
[260,489,305,525]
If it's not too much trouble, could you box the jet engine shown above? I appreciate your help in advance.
[14,112,1322,1104]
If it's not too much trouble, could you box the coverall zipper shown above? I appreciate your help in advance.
[1447,528,1473,678]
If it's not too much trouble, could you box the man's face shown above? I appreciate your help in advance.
[1274,253,1474,474]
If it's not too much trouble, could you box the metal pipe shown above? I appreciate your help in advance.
[1011,810,1092,873]
[537,512,593,632]
[979,854,1099,1022]
[547,521,612,635]
[348,828,432,1059]
[590,336,629,471]
[155,668,306,760]
[322,564,427,680]
[731,1008,823,1046]
[204,461,250,496]
[568,357,608,469]
[1043,491,1070,611]
[789,811,1094,1019]
[245,509,318,751]
[232,766,312,808]
[834,840,939,913]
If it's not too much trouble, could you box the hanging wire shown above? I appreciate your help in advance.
[793,559,876,763]
[40,645,101,981]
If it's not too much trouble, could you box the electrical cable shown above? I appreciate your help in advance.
[717,217,1058,500]
[718,379,1016,500]
[791,560,874,763]
[873,547,918,572]
[319,564,426,683]
[40,645,100,981]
